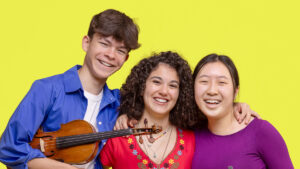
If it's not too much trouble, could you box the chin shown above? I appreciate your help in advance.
[201,109,221,118]
[94,70,112,79]
[150,109,171,116]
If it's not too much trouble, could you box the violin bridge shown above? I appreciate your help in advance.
[40,138,45,152]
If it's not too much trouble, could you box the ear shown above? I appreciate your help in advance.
[125,54,129,61]
[234,87,239,100]
[82,35,90,52]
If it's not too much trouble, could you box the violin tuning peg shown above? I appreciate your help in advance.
[139,136,143,144]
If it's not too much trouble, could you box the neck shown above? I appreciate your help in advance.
[207,108,242,135]
[140,111,172,133]
[78,65,106,95]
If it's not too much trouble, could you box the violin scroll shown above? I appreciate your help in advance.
[151,125,162,134]
[131,125,162,135]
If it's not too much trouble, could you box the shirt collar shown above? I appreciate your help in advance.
[63,65,118,105]
[101,84,118,109]
[63,65,83,93]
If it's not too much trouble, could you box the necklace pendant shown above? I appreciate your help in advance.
[139,136,143,144]
[153,153,157,158]
[148,137,155,143]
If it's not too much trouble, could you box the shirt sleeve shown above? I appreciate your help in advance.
[99,138,115,167]
[256,120,294,169]
[0,80,53,169]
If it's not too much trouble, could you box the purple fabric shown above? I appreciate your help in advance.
[192,118,293,169]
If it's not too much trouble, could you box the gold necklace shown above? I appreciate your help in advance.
[142,127,173,163]
[147,126,170,143]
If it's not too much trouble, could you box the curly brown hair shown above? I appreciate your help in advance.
[119,51,199,129]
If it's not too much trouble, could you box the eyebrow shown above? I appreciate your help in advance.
[101,38,112,44]
[118,46,128,50]
[150,76,180,85]
[102,37,127,50]
[198,75,229,79]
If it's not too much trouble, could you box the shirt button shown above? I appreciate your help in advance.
[98,121,102,125]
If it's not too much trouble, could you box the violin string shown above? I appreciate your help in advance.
[42,130,152,149]
[42,130,131,148]
[57,130,131,145]
[41,128,153,148]
[43,130,131,147]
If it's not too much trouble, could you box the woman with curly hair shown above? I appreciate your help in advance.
[100,51,198,169]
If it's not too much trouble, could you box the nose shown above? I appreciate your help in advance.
[104,47,116,60]
[207,81,218,96]
[158,84,168,96]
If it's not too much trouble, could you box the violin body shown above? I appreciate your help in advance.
[30,120,98,164]
[6,120,161,168]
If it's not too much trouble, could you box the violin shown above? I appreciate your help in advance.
[7,120,161,167]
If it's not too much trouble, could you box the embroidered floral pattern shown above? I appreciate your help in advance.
[137,162,146,169]
[148,162,154,168]
[128,128,185,169]
[171,162,180,169]
[137,154,142,160]
[133,150,138,155]
[179,139,184,145]
[164,163,169,167]
[174,154,179,160]
[142,159,148,164]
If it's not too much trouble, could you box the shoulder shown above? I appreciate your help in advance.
[35,73,64,87]
[25,73,63,97]
[193,128,209,138]
[30,73,64,96]
[105,135,129,147]
[251,118,285,145]
[181,129,195,137]
[102,135,132,155]
[251,118,278,134]
[180,129,195,144]
[30,65,81,92]
[251,120,293,168]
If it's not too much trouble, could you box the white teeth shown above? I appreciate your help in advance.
[100,60,113,67]
[205,100,220,104]
[155,98,168,103]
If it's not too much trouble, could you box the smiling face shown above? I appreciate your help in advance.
[143,63,180,118]
[82,33,129,81]
[194,61,238,120]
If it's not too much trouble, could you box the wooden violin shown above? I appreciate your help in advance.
[27,120,161,165]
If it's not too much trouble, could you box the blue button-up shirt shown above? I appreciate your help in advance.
[0,65,120,169]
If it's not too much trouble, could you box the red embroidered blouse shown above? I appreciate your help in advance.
[100,128,195,169]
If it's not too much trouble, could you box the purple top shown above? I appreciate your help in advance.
[192,118,293,169]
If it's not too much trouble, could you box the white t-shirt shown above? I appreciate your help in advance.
[72,90,103,169]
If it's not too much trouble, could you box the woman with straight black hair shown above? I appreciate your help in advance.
[192,54,293,169]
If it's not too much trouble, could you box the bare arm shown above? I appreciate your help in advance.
[233,102,262,124]
[114,114,137,130]
[28,158,81,169]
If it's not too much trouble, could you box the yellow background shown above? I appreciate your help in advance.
[0,0,299,168]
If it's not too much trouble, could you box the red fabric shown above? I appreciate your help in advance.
[100,128,195,169]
